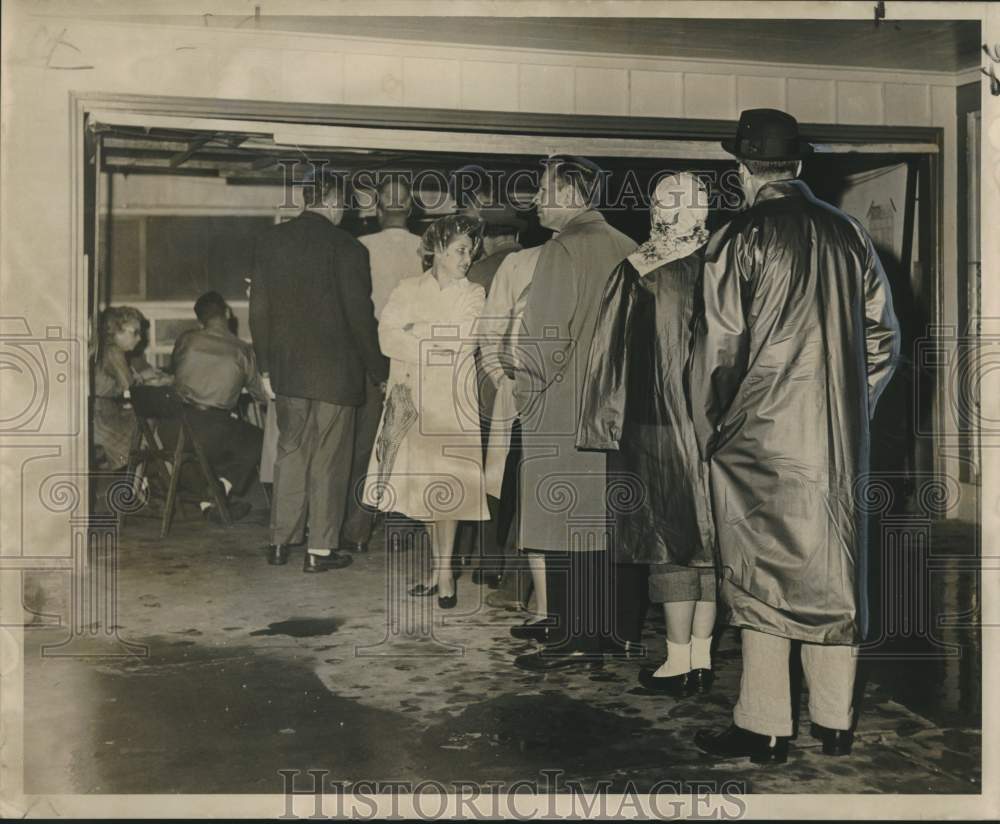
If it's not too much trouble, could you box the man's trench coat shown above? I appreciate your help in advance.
[687,179,900,645]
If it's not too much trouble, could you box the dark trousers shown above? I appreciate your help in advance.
[493,419,528,600]
[539,551,646,654]
[614,562,648,647]
[341,380,383,545]
[272,395,355,549]
[455,368,500,570]
[159,406,263,499]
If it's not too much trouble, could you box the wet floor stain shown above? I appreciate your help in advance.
[29,639,423,794]
[249,618,340,638]
[23,507,984,796]
[417,692,693,784]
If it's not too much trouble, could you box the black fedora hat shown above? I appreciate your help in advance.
[722,108,814,160]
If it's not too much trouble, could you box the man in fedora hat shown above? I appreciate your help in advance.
[687,108,900,762]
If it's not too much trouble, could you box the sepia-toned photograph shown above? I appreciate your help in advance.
[0,0,996,818]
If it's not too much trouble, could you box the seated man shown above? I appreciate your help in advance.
[166,291,268,522]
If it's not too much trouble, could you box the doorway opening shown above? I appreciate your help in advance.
[76,95,943,518]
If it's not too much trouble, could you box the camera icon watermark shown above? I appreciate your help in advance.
[412,320,582,439]
[913,320,1000,447]
[0,317,79,435]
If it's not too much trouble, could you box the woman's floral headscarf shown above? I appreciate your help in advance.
[628,173,711,276]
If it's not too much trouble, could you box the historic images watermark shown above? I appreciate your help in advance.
[276,769,749,820]
[272,159,743,214]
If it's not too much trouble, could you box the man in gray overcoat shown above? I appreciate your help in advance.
[513,155,637,671]
[688,109,900,763]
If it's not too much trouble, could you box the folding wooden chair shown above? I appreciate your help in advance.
[124,385,232,537]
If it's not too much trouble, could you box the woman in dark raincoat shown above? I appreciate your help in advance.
[578,173,717,697]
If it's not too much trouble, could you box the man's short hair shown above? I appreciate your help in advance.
[543,154,603,206]
[448,165,492,211]
[194,291,228,325]
[301,169,347,209]
[741,159,800,180]
[377,176,413,211]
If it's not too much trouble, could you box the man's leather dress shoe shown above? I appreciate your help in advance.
[267,544,290,566]
[510,617,556,643]
[303,552,353,573]
[694,724,789,764]
[811,723,854,756]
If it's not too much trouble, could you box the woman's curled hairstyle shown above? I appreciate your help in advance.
[95,305,146,390]
[419,214,483,271]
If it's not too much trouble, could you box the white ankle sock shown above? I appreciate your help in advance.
[691,634,713,670]
[653,640,691,678]
[199,501,212,512]
[220,477,233,495]
[308,548,331,556]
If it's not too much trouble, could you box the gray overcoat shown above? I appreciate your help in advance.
[514,209,637,552]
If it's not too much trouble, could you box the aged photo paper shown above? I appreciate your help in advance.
[0,0,997,819]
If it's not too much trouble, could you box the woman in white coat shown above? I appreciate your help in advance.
[363,215,488,608]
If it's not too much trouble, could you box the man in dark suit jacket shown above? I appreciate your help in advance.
[250,174,389,572]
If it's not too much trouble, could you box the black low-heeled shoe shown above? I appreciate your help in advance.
[637,667,690,697]
[437,593,457,609]
[408,583,438,597]
[686,668,715,696]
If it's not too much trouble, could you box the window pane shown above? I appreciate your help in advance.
[144,216,272,301]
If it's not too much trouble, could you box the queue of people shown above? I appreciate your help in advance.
[92,107,900,766]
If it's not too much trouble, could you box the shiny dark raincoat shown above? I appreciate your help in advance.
[577,254,715,568]
[687,180,900,645]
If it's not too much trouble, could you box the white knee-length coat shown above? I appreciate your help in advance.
[362,273,488,522]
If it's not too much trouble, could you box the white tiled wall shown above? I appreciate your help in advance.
[214,47,286,100]
[629,70,685,118]
[284,50,345,104]
[325,40,954,127]
[737,75,787,112]
[343,53,404,106]
[403,57,461,108]
[884,82,933,126]
[520,63,575,114]
[460,60,519,111]
[575,66,629,116]
[836,80,885,125]
[51,17,963,127]
[786,78,837,124]
[683,73,737,119]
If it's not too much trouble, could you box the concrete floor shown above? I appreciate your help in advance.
[23,502,981,795]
